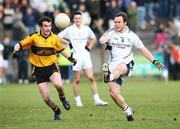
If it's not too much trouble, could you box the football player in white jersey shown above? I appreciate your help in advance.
[58,11,108,107]
[99,12,164,121]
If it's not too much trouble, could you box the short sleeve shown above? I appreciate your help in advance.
[54,36,65,52]
[19,35,33,49]
[57,27,69,39]
[87,26,95,39]
[0,43,4,51]
[132,34,145,49]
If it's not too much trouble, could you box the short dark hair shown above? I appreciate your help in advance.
[115,12,128,22]
[38,16,52,26]
[73,11,82,17]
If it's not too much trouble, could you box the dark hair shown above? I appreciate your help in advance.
[38,16,52,26]
[115,12,127,22]
[73,11,82,17]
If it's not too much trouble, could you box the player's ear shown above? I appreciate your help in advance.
[124,21,127,25]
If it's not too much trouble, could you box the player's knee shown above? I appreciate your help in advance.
[74,79,80,84]
[55,86,63,92]
[109,88,118,98]
[88,77,94,83]
[43,96,51,103]
[54,82,62,87]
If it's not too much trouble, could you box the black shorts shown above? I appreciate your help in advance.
[32,64,60,84]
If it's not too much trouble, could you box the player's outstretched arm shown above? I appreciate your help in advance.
[60,49,77,65]
[139,47,164,71]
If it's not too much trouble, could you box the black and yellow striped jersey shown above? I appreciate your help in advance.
[19,32,64,67]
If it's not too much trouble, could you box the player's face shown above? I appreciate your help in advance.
[40,21,52,37]
[73,14,82,27]
[114,16,127,32]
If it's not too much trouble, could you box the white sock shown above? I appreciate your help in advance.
[74,96,81,103]
[109,74,114,81]
[93,93,100,101]
[123,106,132,116]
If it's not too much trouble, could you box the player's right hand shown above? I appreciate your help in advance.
[105,43,112,50]
[152,60,164,71]
[85,46,90,52]
[12,51,18,58]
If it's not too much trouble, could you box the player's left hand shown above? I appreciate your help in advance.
[12,51,18,58]
[68,57,77,66]
[153,60,164,71]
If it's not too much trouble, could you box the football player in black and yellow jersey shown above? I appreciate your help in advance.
[13,16,77,120]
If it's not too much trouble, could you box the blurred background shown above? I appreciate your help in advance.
[0,0,180,85]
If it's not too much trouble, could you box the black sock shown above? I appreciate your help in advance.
[59,94,66,101]
[52,105,60,114]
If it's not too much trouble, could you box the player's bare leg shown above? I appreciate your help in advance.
[108,82,134,121]
[73,71,83,107]
[50,72,70,110]
[38,82,61,120]
[84,68,108,106]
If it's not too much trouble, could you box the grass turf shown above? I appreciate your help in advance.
[0,77,180,129]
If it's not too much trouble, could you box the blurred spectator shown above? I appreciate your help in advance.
[145,0,158,25]
[43,2,56,32]
[17,50,29,84]
[135,0,146,29]
[106,0,127,29]
[0,3,4,40]
[11,0,20,9]
[65,0,79,12]
[165,20,177,40]
[54,0,69,13]
[167,39,180,80]
[127,0,138,32]
[22,6,37,34]
[78,2,91,26]
[2,2,15,36]
[13,6,28,40]
[87,0,100,22]
[53,0,71,20]
[175,0,180,17]
[20,0,30,13]
[2,36,13,83]
[153,23,167,52]
[158,0,171,19]
[99,0,108,19]
[173,18,180,37]
[43,2,54,20]
[91,17,105,42]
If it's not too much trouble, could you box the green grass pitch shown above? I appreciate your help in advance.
[0,77,180,129]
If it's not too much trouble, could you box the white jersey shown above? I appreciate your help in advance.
[57,24,95,70]
[104,27,144,64]
[57,24,95,54]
